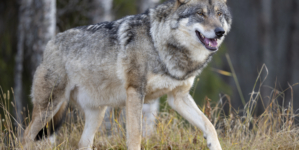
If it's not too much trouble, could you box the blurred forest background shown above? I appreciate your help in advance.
[0,0,299,128]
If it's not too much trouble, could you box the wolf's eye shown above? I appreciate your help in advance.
[198,12,205,17]
[217,12,223,16]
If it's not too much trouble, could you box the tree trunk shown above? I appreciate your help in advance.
[92,0,113,23]
[260,0,296,113]
[289,0,299,112]
[14,0,56,131]
[14,0,29,129]
[259,0,273,113]
[29,0,56,77]
[225,0,263,110]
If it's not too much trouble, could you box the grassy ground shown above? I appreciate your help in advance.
[0,64,299,150]
[1,89,299,150]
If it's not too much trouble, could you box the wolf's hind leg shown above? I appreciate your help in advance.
[78,106,107,150]
[142,99,159,137]
[23,99,67,143]
[23,64,68,145]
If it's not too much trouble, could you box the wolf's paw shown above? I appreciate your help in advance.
[206,137,222,150]
[207,143,222,150]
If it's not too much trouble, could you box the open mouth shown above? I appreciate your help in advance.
[195,30,218,51]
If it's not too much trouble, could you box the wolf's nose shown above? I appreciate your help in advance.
[215,27,225,38]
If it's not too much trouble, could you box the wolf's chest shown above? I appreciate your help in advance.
[144,74,195,102]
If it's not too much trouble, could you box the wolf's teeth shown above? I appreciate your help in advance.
[200,33,204,38]
[209,42,211,47]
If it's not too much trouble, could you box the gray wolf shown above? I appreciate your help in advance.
[23,0,232,149]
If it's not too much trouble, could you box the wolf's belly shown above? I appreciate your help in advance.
[69,70,195,108]
[71,80,127,108]
[67,66,127,108]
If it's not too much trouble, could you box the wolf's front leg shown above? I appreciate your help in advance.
[126,87,143,150]
[167,93,222,150]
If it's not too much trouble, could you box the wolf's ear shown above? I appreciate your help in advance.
[174,0,190,10]
[174,0,190,11]
[224,0,227,3]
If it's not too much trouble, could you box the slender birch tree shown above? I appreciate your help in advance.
[14,0,56,130]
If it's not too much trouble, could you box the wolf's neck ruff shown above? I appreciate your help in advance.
[152,38,215,81]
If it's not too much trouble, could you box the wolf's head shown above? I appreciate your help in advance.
[151,0,232,52]
[149,0,232,79]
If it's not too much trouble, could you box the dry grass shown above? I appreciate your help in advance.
[1,90,299,150]
[0,65,299,150]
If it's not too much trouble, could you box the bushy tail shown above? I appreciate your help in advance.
[35,101,68,141]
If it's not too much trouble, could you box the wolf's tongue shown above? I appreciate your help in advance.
[204,38,218,48]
